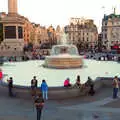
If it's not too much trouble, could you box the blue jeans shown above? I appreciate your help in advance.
[113,88,119,98]
[0,79,3,85]
[36,108,42,120]
[42,91,48,100]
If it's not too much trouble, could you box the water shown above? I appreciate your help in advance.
[1,59,120,87]
[50,44,79,55]
[60,32,68,45]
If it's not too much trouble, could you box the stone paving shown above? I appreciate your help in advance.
[0,87,120,120]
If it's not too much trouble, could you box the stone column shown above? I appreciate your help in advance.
[16,25,18,40]
[8,0,17,15]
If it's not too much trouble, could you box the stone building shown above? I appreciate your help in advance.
[47,25,57,48]
[0,0,50,51]
[39,26,48,45]
[0,12,7,44]
[23,18,34,44]
[24,21,49,47]
[0,0,59,57]
[0,0,24,52]
[64,17,98,52]
[102,11,120,51]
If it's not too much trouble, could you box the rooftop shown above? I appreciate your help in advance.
[103,13,120,21]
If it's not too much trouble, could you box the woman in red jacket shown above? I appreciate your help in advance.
[0,68,3,84]
[64,78,71,87]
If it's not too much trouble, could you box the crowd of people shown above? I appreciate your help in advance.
[0,68,96,100]
[64,75,95,96]
[30,76,48,120]
[0,67,120,120]
[0,68,105,99]
[29,75,120,100]
[31,76,48,100]
[85,52,120,62]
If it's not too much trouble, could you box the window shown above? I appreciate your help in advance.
[105,22,107,26]
[0,23,3,42]
[5,26,16,39]
[83,37,84,41]
[105,28,107,32]
[105,34,107,39]
[87,37,89,41]
[18,26,23,39]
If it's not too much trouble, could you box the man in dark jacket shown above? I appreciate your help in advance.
[31,76,38,96]
[7,77,13,97]
[31,76,38,88]
[34,94,44,120]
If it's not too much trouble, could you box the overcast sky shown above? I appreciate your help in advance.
[0,0,120,32]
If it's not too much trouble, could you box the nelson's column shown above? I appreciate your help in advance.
[0,0,24,53]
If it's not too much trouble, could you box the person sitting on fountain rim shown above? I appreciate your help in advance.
[0,68,3,84]
[85,76,93,87]
[64,78,72,87]
[73,75,81,88]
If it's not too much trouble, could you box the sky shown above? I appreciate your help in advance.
[0,0,120,32]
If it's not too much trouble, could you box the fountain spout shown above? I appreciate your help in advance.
[60,32,68,45]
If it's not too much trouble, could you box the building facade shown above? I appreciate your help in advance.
[0,0,60,54]
[23,17,34,44]
[39,26,48,45]
[0,0,24,52]
[47,25,57,48]
[65,17,98,52]
[0,1,49,50]
[102,13,120,52]
[0,12,7,44]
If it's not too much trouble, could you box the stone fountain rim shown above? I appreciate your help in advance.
[45,54,83,58]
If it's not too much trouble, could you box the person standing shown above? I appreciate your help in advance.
[7,77,13,97]
[41,80,48,100]
[34,94,44,120]
[112,76,119,99]
[31,76,38,97]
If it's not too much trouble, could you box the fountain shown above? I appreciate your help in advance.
[44,32,83,68]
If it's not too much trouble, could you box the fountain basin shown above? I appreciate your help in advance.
[45,54,83,68]
[44,44,83,69]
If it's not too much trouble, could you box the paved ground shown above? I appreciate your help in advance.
[0,86,120,120]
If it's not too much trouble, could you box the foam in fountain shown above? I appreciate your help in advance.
[44,32,83,68]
